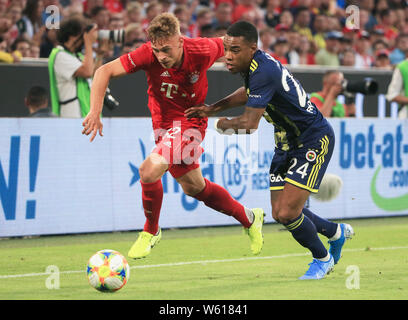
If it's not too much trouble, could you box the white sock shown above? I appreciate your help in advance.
[329,224,341,241]
[245,207,255,224]
[317,253,331,262]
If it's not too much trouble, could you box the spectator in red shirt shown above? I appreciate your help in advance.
[232,0,256,23]
[296,34,315,65]
[189,7,213,38]
[375,9,399,44]
[271,36,289,64]
[240,7,265,30]
[104,0,125,13]
[354,30,373,68]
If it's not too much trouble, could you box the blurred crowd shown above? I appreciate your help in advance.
[0,0,408,69]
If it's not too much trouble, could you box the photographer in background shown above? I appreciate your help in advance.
[386,48,408,119]
[48,16,102,118]
[310,70,356,118]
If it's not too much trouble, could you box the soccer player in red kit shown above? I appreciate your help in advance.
[82,13,264,259]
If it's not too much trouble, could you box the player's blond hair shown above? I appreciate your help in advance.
[147,13,181,43]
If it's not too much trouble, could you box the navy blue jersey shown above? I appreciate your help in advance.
[245,50,330,151]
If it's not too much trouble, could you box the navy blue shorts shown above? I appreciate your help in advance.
[269,127,335,193]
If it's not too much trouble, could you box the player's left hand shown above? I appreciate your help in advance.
[82,112,103,142]
[184,104,216,118]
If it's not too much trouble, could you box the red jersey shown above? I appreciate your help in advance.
[120,37,224,131]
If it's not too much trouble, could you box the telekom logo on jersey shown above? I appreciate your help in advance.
[160,82,198,100]
[160,82,179,99]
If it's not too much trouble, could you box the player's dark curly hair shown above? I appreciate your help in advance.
[227,21,258,44]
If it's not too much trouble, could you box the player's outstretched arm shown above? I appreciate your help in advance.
[82,58,127,142]
[185,86,247,119]
[216,106,265,134]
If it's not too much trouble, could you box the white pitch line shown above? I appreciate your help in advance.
[0,246,407,279]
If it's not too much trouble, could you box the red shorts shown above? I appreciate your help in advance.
[152,125,206,179]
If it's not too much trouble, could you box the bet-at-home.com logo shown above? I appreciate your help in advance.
[339,122,408,212]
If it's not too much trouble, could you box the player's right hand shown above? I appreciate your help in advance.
[82,112,103,142]
[184,104,216,119]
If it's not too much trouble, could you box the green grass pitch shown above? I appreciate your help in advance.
[0,216,407,300]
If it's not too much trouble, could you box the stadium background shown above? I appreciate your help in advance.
[1,0,408,238]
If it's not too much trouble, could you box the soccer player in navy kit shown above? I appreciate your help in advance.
[186,21,354,280]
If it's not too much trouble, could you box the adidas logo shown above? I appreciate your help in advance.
[160,71,171,77]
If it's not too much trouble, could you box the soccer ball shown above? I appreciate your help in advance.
[86,249,130,292]
[311,173,343,202]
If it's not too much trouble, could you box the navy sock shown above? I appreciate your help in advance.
[302,207,337,239]
[284,213,328,259]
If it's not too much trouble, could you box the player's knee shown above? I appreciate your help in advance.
[274,209,293,224]
[273,206,298,225]
[139,154,168,183]
[139,161,159,183]
[138,166,153,183]
[271,208,280,223]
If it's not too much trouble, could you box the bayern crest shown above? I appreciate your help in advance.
[189,71,200,84]
[306,150,317,162]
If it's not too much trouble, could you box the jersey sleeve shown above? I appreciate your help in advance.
[119,43,153,73]
[246,68,276,109]
[206,37,224,67]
